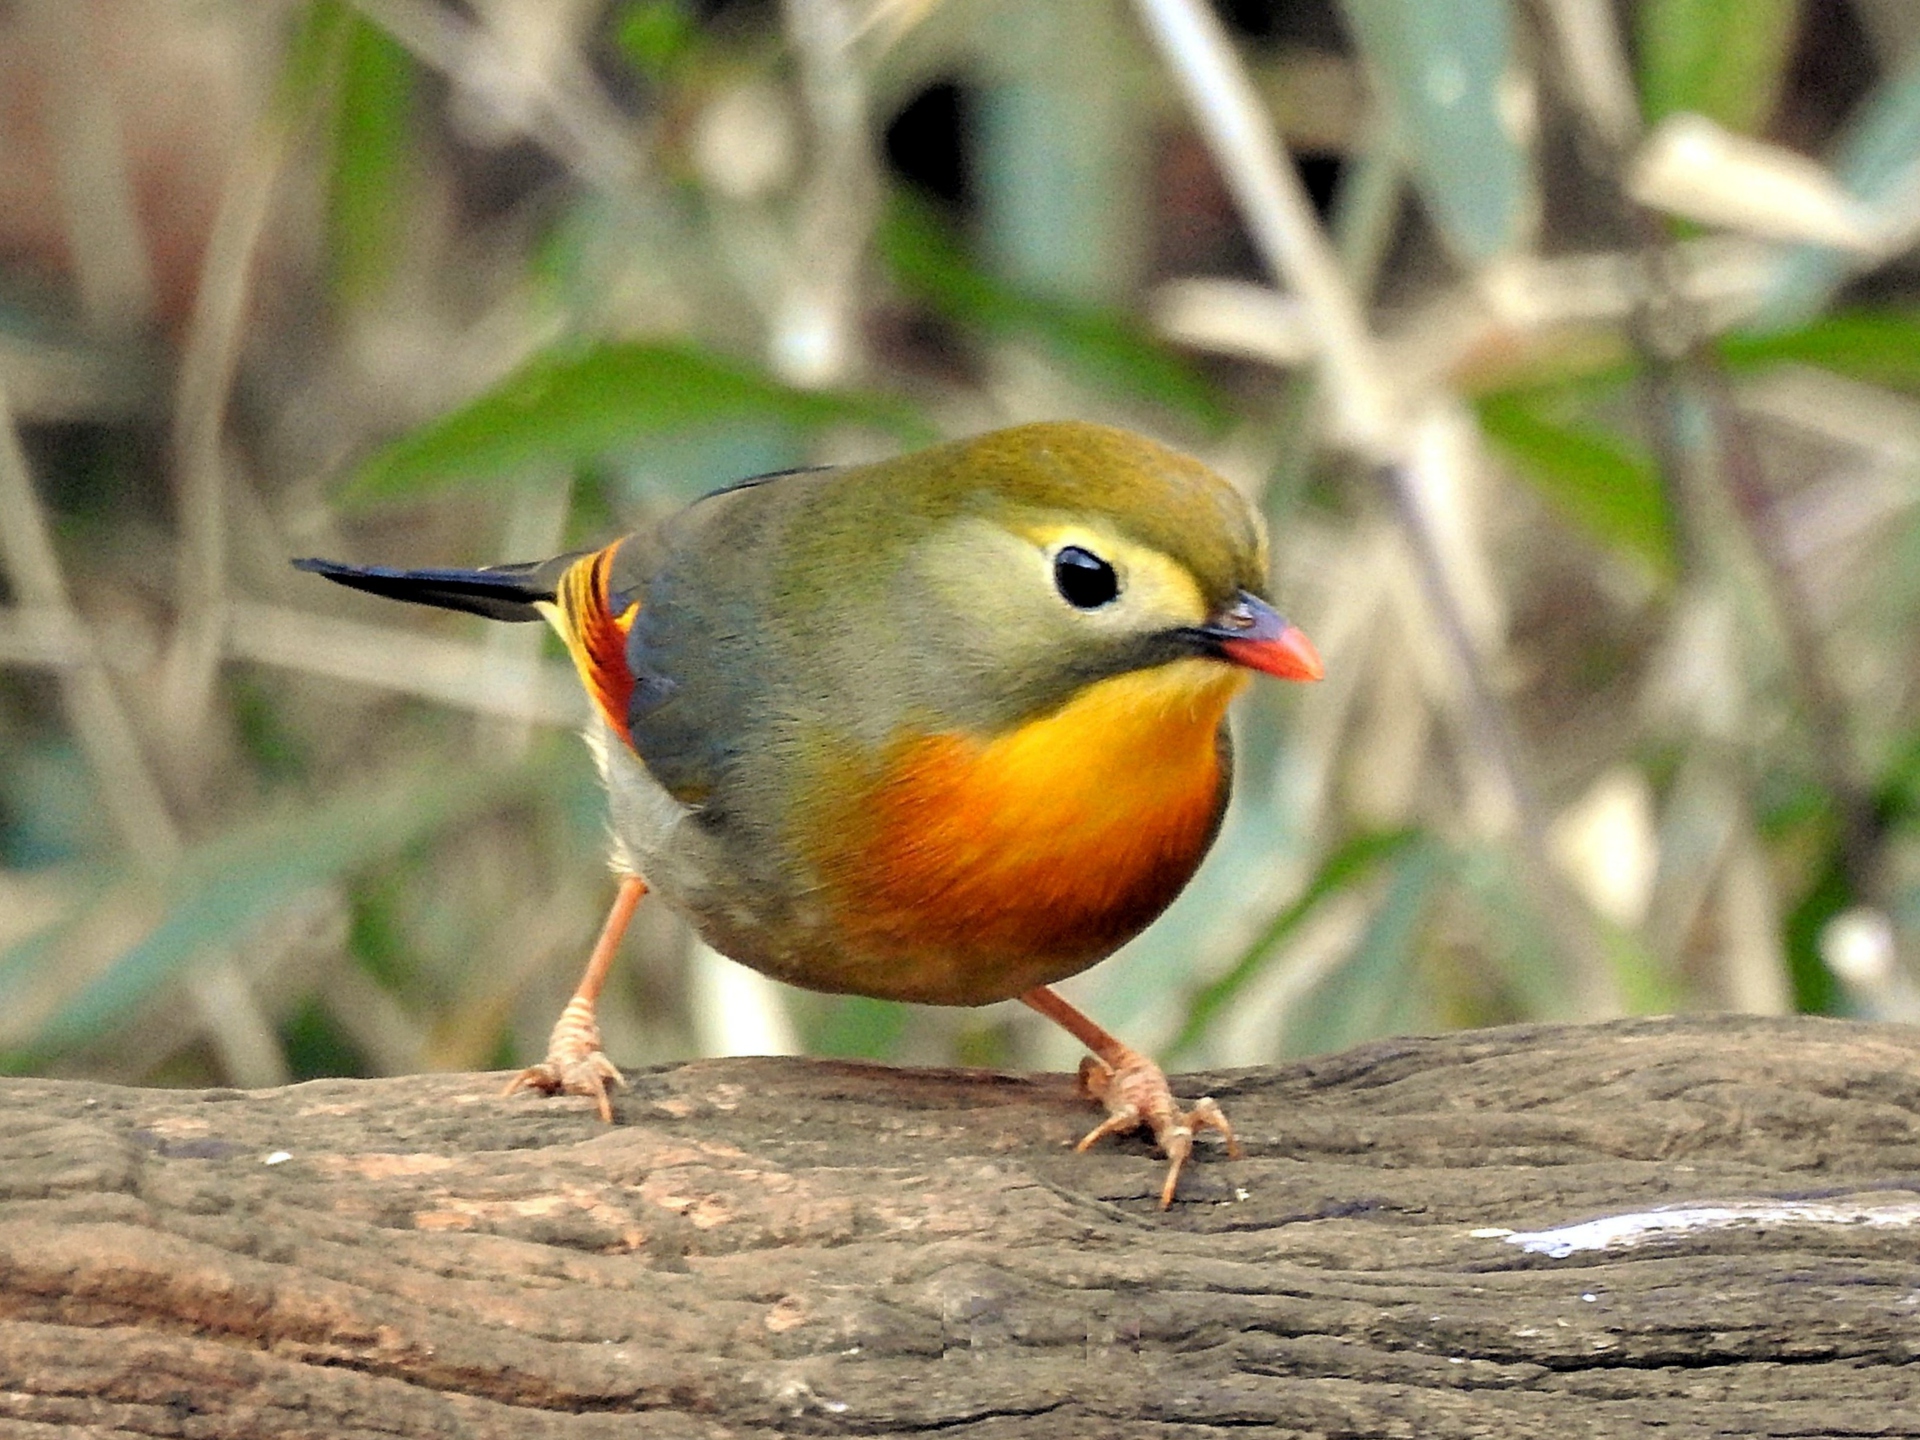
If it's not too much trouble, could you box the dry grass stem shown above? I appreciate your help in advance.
[17,0,155,334]
[162,110,300,743]
[0,388,180,873]
[1536,0,1643,155]
[1130,0,1396,453]
[225,600,585,726]
[0,606,94,669]
[353,0,646,193]
[775,0,881,387]
[187,957,294,1089]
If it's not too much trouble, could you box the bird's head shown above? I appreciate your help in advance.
[852,422,1321,732]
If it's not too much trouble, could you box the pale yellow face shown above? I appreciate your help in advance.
[1013,519,1216,635]
[904,508,1259,736]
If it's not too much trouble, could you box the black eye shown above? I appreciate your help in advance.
[1053,545,1119,608]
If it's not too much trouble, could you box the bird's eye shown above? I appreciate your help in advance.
[1053,545,1119,609]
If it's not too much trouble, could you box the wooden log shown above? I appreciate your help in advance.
[4,1013,1920,1437]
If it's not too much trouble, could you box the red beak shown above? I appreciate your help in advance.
[1204,592,1324,682]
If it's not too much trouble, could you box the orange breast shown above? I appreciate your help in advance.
[809,659,1247,1003]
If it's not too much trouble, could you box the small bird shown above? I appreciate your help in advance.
[297,421,1321,1206]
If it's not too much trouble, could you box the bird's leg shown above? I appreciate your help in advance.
[1020,985,1241,1208]
[504,874,646,1122]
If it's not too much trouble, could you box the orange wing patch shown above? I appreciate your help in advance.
[554,544,641,744]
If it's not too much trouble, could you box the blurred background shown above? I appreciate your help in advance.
[5,0,1920,1090]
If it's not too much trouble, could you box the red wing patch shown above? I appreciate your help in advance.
[556,543,640,744]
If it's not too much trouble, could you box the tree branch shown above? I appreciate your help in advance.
[5,1015,1919,1436]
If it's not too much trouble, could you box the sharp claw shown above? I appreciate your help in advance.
[1069,1048,1239,1205]
[1074,1107,1141,1153]
[1190,1096,1243,1159]
[503,1014,626,1122]
[1157,1124,1197,1210]
[1158,1154,1184,1210]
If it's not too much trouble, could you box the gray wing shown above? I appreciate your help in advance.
[619,470,824,810]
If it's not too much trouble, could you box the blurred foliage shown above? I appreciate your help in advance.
[3,0,1920,1093]
[1337,0,1529,263]
[3,757,540,1065]
[878,194,1233,430]
[1167,827,1419,1060]
[1760,42,1920,326]
[348,339,930,501]
[1476,387,1676,576]
[1638,0,1803,134]
[327,14,415,304]
[1719,308,1920,388]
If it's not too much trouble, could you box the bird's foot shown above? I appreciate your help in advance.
[502,996,625,1122]
[1074,1048,1242,1208]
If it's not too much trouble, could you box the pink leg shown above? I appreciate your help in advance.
[1021,985,1241,1209]
[504,874,646,1122]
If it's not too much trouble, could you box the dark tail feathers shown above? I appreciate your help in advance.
[292,554,583,623]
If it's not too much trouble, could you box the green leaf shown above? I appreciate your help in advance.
[1167,829,1421,1061]
[347,341,932,501]
[1598,916,1678,1015]
[1783,845,1849,1015]
[1451,843,1571,1019]
[1477,390,1677,575]
[328,14,414,305]
[274,0,356,124]
[1771,725,1920,1018]
[616,0,702,81]
[1719,309,1920,393]
[879,196,1230,431]
[282,994,373,1080]
[1336,0,1532,263]
[3,757,545,1061]
[1639,0,1802,134]
[1877,727,1920,827]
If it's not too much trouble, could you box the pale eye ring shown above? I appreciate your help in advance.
[1053,545,1119,608]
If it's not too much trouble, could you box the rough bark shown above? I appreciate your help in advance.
[3,1013,1920,1438]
